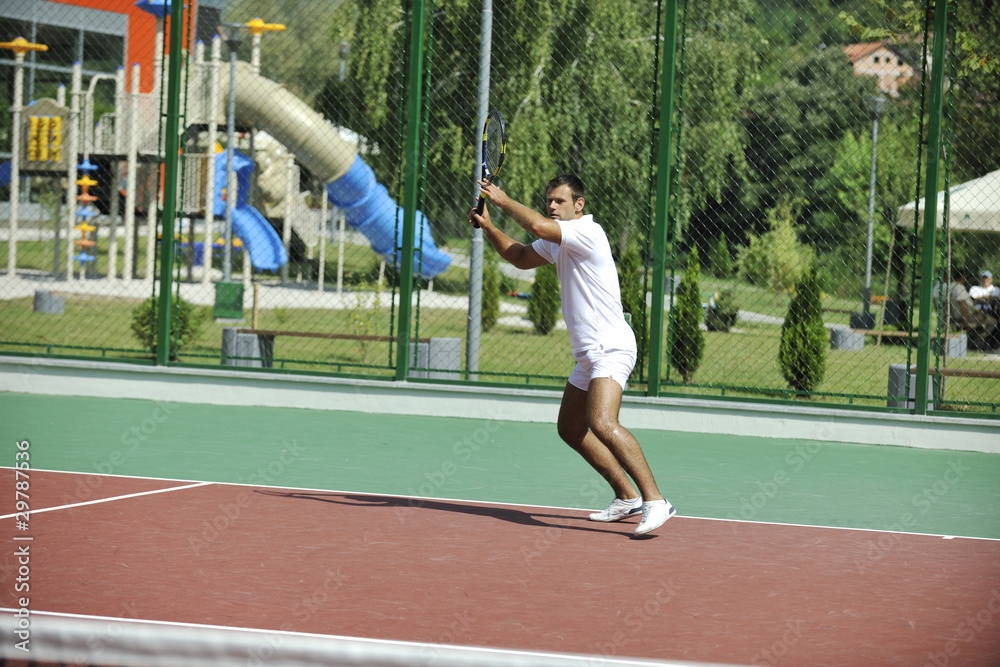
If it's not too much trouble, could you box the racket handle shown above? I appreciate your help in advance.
[473,195,486,228]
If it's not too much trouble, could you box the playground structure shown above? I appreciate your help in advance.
[2,3,451,292]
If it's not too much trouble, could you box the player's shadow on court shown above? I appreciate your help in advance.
[255,490,637,536]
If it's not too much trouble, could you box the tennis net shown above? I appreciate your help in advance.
[1,610,750,667]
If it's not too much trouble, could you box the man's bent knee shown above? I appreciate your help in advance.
[588,416,620,443]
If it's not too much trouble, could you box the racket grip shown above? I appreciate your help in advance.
[473,195,486,228]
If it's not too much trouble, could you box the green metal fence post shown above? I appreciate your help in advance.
[914,1,950,414]
[395,0,425,381]
[646,0,680,396]
[155,0,186,365]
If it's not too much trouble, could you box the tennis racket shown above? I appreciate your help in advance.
[473,109,507,227]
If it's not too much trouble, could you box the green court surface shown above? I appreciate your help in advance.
[4,392,999,540]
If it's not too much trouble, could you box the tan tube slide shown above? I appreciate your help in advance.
[226,60,356,185]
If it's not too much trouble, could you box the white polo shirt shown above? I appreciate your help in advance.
[532,215,637,355]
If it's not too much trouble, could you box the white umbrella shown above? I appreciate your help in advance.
[896,168,1000,232]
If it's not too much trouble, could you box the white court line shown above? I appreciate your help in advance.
[0,608,712,667]
[0,480,212,520]
[2,467,998,542]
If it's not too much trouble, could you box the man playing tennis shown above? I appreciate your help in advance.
[470,173,675,537]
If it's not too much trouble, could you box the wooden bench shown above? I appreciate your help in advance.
[237,328,429,344]
[851,328,959,339]
[909,366,1000,379]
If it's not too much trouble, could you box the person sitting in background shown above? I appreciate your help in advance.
[969,270,999,317]
[949,267,999,349]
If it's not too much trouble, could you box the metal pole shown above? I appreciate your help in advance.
[223,49,237,283]
[155,0,186,365]
[107,65,126,280]
[395,0,426,381]
[281,153,294,283]
[202,36,220,285]
[646,0,680,396]
[913,2,950,414]
[7,51,24,277]
[65,62,82,283]
[123,63,140,282]
[466,0,493,380]
[863,98,883,314]
[318,181,328,292]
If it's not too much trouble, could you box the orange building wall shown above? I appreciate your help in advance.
[49,0,196,94]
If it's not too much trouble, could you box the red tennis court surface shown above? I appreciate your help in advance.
[3,468,1000,666]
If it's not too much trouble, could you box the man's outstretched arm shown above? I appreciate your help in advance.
[469,201,549,270]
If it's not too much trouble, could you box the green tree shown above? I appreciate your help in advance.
[738,196,815,292]
[836,0,1000,212]
[810,119,919,295]
[618,241,647,377]
[779,264,827,394]
[709,233,732,277]
[224,0,351,105]
[669,247,705,384]
[325,0,737,246]
[528,262,560,335]
[673,0,763,230]
[740,47,873,246]
[131,296,206,357]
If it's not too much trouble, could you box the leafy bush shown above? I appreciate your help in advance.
[705,288,740,332]
[130,296,206,357]
[481,251,501,332]
[348,279,385,364]
[528,262,560,335]
[738,196,815,292]
[778,265,827,394]
[669,247,705,384]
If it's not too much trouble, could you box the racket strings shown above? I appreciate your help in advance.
[485,131,504,177]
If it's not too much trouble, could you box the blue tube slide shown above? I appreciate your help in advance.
[326,156,451,279]
[213,149,287,272]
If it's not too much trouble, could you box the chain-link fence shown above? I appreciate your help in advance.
[659,0,1000,413]
[1,0,997,414]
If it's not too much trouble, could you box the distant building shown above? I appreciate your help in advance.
[843,40,916,97]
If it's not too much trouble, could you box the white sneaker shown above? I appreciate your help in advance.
[589,496,643,522]
[633,499,676,536]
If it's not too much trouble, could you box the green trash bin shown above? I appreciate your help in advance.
[214,281,244,320]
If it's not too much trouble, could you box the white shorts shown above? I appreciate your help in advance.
[567,346,636,392]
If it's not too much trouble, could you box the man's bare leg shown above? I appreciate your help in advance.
[557,382,638,500]
[585,378,663,502]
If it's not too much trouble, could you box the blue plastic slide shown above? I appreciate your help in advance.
[213,149,287,272]
[326,155,451,279]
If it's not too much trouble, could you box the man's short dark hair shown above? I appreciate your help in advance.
[951,266,967,281]
[547,174,585,202]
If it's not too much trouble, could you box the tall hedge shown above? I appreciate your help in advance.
[481,251,501,332]
[618,241,648,378]
[779,264,827,394]
[669,247,705,384]
[528,262,560,335]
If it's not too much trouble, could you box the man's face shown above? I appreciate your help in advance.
[546,184,584,221]
[982,274,993,288]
